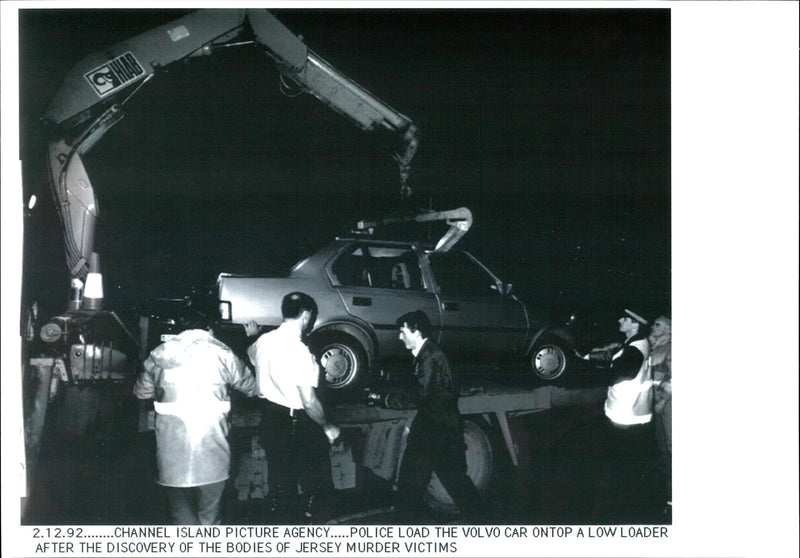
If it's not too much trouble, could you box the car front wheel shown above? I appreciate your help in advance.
[531,339,568,381]
[312,333,367,390]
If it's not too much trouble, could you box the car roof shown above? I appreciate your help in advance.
[335,235,435,249]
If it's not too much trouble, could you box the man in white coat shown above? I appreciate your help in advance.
[134,315,258,524]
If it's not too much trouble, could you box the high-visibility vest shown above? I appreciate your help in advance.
[604,338,653,425]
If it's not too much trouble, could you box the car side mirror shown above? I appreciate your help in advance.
[501,283,513,296]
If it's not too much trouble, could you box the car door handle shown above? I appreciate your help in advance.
[442,301,459,311]
[353,296,372,306]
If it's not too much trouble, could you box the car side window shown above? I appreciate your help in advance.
[429,251,498,297]
[332,244,423,290]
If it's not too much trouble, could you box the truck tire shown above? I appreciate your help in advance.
[530,337,569,381]
[312,333,367,390]
[423,417,494,514]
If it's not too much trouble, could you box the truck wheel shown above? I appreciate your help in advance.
[531,338,568,381]
[423,418,494,514]
[313,333,366,390]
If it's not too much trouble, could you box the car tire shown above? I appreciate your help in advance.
[530,338,569,381]
[423,417,494,514]
[312,333,367,390]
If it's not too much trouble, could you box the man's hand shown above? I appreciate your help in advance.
[363,388,385,407]
[587,342,621,365]
[243,320,260,338]
[323,424,341,444]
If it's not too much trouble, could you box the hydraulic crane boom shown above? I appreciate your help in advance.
[22,12,421,504]
[356,207,474,253]
[45,9,419,280]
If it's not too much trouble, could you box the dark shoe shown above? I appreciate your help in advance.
[268,496,280,514]
[304,494,316,520]
[663,501,672,523]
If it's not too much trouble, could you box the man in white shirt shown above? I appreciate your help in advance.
[246,292,340,522]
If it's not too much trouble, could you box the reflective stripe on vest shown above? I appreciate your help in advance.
[605,339,652,425]
[154,400,231,417]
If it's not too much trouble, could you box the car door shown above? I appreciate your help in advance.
[427,250,528,362]
[329,241,442,361]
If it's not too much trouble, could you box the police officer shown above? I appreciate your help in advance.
[587,309,657,521]
[603,309,652,427]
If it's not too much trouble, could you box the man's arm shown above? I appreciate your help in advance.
[226,352,259,397]
[610,346,645,384]
[133,358,157,400]
[298,385,340,444]
[245,322,261,366]
[381,388,420,410]
[382,346,453,408]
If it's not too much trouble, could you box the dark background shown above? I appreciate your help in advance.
[19,8,670,334]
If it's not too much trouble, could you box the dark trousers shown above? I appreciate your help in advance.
[396,419,482,521]
[165,481,226,525]
[592,415,660,522]
[258,400,332,504]
[654,399,672,504]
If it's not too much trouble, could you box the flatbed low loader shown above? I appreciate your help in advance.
[23,9,606,519]
[231,382,607,514]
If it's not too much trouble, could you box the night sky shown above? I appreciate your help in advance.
[19,8,670,331]
[8,5,800,550]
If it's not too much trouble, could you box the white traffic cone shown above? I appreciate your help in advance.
[83,252,104,310]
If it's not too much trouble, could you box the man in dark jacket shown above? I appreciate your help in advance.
[385,310,482,522]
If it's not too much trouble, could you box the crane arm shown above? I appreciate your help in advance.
[247,10,419,189]
[44,9,419,280]
[45,10,418,166]
[44,10,246,130]
[356,207,473,253]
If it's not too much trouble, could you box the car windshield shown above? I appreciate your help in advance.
[428,251,499,297]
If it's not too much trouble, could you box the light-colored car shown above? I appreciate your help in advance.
[215,236,574,390]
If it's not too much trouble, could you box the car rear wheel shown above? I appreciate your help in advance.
[424,418,494,514]
[312,333,367,390]
[531,339,568,381]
